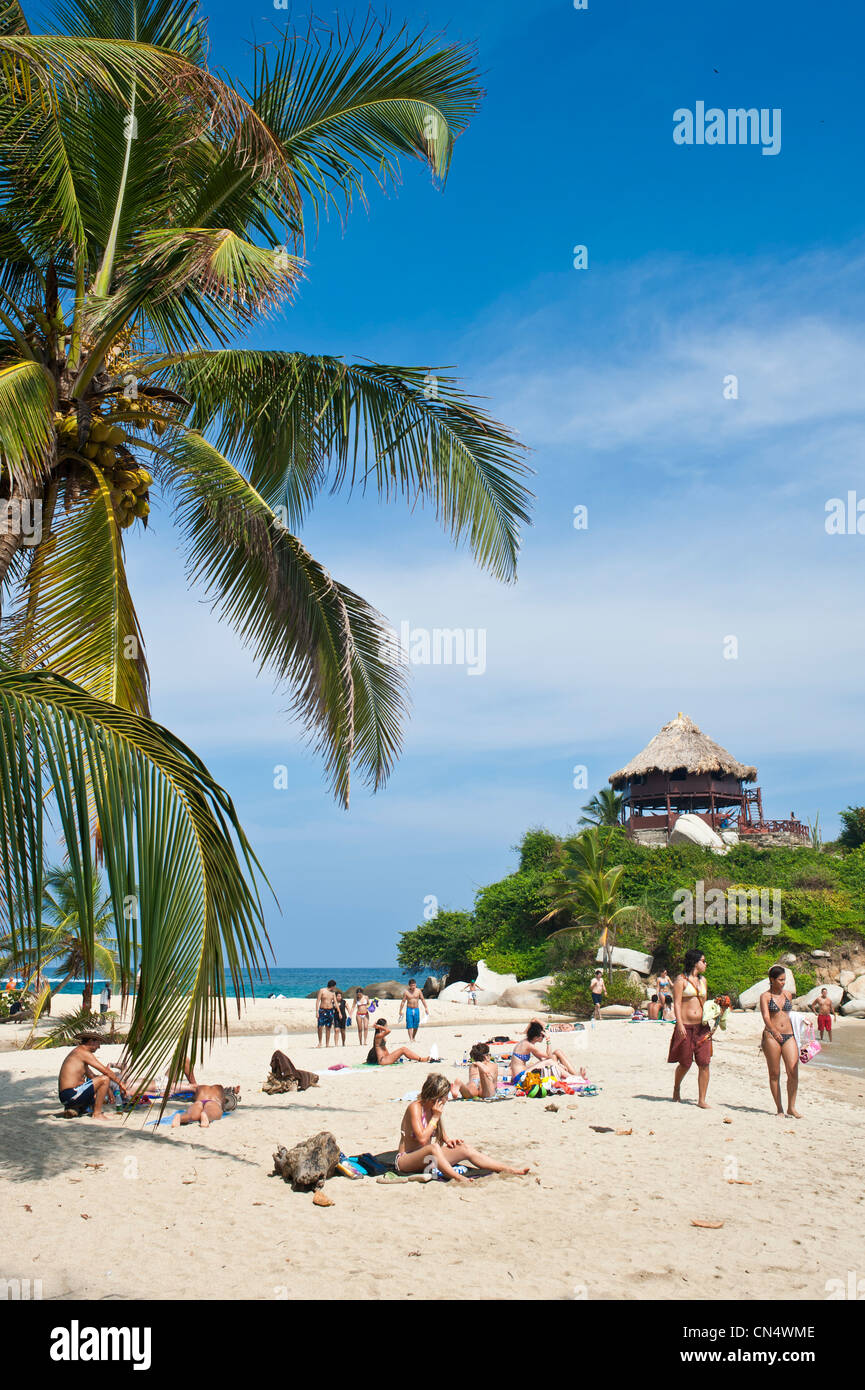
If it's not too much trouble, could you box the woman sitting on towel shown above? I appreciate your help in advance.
[366,1019,429,1066]
[450,1042,499,1099]
[397,1074,530,1182]
[509,1021,573,1084]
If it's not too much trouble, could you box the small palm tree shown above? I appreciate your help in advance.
[0,863,117,1014]
[540,827,636,979]
[579,788,623,828]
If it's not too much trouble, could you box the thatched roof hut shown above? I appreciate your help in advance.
[609,713,757,789]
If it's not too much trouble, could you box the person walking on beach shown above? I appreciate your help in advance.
[396,1073,530,1182]
[656,968,673,999]
[57,1034,128,1119]
[366,1019,429,1065]
[99,984,111,1016]
[462,980,479,1005]
[350,988,370,1047]
[399,979,429,1040]
[760,965,801,1118]
[811,988,834,1042]
[315,980,338,1048]
[333,990,348,1046]
[668,949,713,1108]
[590,969,607,1020]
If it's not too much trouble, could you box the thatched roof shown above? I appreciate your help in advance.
[609,713,757,788]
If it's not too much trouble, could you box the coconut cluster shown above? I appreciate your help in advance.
[55,407,153,529]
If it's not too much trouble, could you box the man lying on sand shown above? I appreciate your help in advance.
[170,1084,240,1129]
[397,1074,530,1183]
[58,1034,128,1119]
[366,1019,429,1066]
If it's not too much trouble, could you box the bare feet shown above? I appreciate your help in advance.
[507,1165,531,1175]
[697,1101,712,1109]
[672,1088,681,1103]
[170,1113,182,1128]
[786,1108,802,1119]
[200,1111,210,1127]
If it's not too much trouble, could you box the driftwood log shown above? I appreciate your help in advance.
[273,1132,341,1190]
[262,1073,299,1095]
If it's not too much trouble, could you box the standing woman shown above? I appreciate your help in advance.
[759,965,801,1118]
[350,988,370,1048]
[668,948,713,1107]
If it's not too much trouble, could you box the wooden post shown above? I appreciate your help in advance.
[665,778,671,832]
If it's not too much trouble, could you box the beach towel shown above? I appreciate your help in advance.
[269,1051,319,1091]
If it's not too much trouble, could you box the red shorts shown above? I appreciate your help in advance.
[817,1014,832,1031]
[667,1023,713,1069]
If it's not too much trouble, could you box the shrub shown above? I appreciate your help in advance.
[547,966,644,1016]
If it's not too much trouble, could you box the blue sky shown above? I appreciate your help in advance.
[112,0,865,964]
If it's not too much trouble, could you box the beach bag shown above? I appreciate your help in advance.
[798,1022,821,1064]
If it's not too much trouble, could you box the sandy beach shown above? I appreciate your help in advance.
[2,997,862,1303]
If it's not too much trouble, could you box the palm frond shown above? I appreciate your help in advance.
[0,664,271,1084]
[0,358,55,490]
[154,350,531,581]
[2,467,150,713]
[157,429,408,803]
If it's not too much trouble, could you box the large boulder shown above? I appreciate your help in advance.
[669,813,724,851]
[839,970,856,988]
[599,1004,633,1019]
[738,969,797,1009]
[845,975,865,999]
[720,829,739,846]
[840,997,865,1017]
[422,976,442,999]
[437,980,500,1005]
[499,976,554,1011]
[594,947,654,976]
[272,1132,340,1190]
[799,983,844,1009]
[474,960,518,995]
[362,980,407,1000]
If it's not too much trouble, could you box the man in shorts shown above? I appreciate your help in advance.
[399,979,429,1040]
[811,988,835,1042]
[57,1034,127,1119]
[590,970,607,1020]
[315,979,338,1048]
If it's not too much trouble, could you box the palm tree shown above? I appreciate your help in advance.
[1,863,118,1012]
[0,0,529,806]
[0,3,529,1077]
[579,788,623,828]
[540,828,636,979]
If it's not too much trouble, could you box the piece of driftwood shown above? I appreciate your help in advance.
[262,1073,299,1095]
[273,1132,340,1190]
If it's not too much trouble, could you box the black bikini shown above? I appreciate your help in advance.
[767,995,794,1044]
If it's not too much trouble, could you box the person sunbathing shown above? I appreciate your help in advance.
[57,1034,128,1119]
[397,1074,530,1183]
[170,1084,240,1129]
[366,1019,429,1066]
[450,1042,499,1099]
[509,1022,574,1083]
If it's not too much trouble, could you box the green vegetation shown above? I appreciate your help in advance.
[838,807,865,850]
[397,824,865,1006]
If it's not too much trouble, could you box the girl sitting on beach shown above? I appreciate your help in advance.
[509,1022,574,1083]
[397,1074,530,1183]
[366,1019,429,1066]
[450,1042,499,1099]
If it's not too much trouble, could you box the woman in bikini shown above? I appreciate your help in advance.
[509,1021,573,1083]
[668,948,713,1107]
[366,1019,429,1066]
[350,988,370,1047]
[396,1073,530,1182]
[759,965,801,1118]
[450,1042,499,1099]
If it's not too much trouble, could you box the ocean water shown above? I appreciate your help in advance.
[807,1025,865,1076]
[39,966,415,1001]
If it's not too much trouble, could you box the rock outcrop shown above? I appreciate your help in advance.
[594,947,654,976]
[738,968,797,1009]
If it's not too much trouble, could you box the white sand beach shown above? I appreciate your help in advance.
[1,1001,862,1302]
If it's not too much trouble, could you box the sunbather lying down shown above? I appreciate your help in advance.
[170,1084,240,1129]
